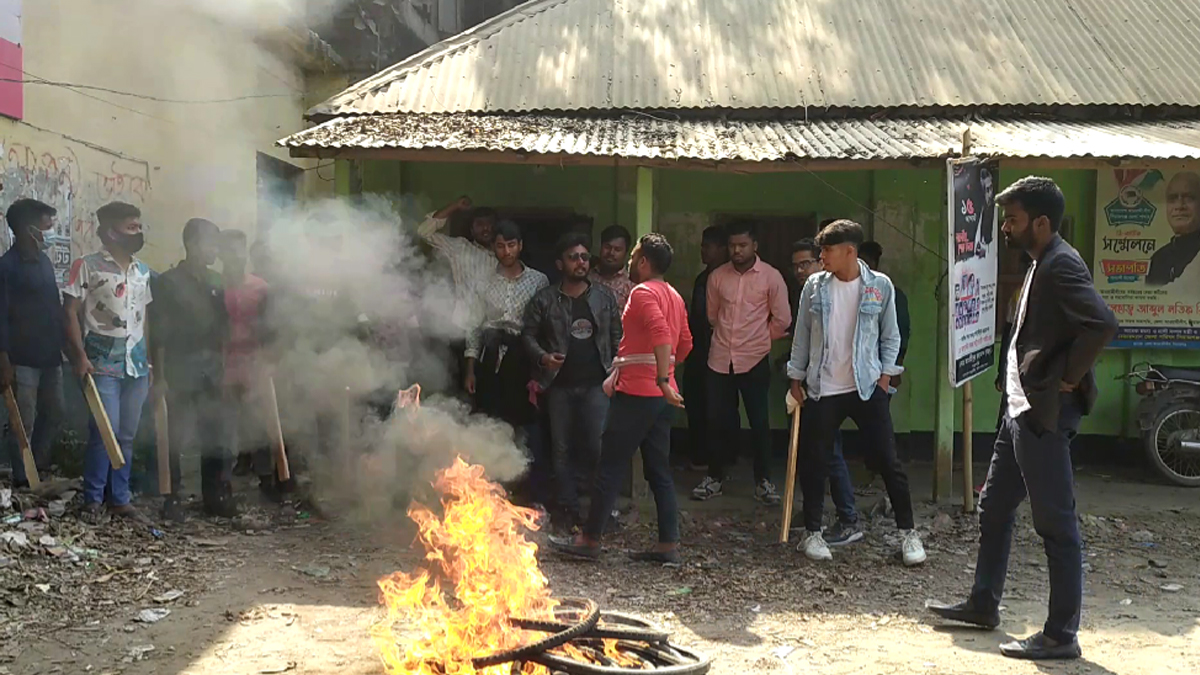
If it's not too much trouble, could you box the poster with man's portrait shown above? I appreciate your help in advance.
[1094,168,1200,349]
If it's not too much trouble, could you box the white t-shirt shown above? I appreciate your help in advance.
[1005,263,1036,419]
[820,276,862,396]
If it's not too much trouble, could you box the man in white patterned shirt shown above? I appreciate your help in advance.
[465,220,548,430]
[417,197,496,332]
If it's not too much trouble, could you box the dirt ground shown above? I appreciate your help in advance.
[2,462,1198,675]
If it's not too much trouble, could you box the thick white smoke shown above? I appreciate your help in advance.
[253,196,530,523]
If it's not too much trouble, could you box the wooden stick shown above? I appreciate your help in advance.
[3,388,39,489]
[779,404,802,544]
[263,376,290,482]
[82,373,125,469]
[962,381,975,513]
[155,396,171,495]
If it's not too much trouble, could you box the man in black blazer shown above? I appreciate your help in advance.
[929,177,1118,661]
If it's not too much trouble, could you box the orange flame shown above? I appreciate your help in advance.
[372,457,556,674]
[374,386,639,673]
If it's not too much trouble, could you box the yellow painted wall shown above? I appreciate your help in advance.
[0,0,317,272]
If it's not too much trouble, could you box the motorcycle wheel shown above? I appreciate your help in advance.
[1145,402,1200,487]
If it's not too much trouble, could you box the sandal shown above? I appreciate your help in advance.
[548,535,601,561]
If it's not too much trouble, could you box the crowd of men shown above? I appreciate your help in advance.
[3,176,1117,659]
[419,181,1116,661]
[1,199,280,524]
[415,197,924,565]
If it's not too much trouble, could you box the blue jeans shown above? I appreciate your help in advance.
[828,430,858,525]
[6,365,64,484]
[83,374,150,506]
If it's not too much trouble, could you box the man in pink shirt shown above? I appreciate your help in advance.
[551,232,692,564]
[692,221,791,505]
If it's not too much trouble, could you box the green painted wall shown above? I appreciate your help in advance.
[349,159,1198,438]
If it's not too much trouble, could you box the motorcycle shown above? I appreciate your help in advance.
[1123,362,1200,487]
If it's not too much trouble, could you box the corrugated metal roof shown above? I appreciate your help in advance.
[280,114,1200,161]
[310,0,1200,116]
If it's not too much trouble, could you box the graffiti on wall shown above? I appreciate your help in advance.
[0,135,151,286]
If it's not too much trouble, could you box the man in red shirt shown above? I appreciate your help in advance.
[551,232,692,564]
[692,221,791,505]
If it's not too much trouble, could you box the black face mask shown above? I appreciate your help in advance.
[106,231,145,254]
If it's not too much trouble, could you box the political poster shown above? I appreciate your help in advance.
[1094,168,1200,349]
[947,157,1000,386]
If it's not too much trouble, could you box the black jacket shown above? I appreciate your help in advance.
[688,268,714,362]
[522,282,622,389]
[1011,235,1118,432]
[1146,229,1200,286]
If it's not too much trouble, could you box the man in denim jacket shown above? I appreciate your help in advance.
[787,220,925,566]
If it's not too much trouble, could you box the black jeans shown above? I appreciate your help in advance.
[707,357,772,484]
[971,402,1083,644]
[165,385,231,503]
[799,387,914,532]
[584,393,679,544]
[545,383,608,514]
[682,354,709,466]
[475,335,536,428]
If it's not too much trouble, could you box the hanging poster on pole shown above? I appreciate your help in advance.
[1093,168,1200,349]
[946,157,1000,386]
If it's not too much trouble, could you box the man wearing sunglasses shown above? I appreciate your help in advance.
[523,232,623,532]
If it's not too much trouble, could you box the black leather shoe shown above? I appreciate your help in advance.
[926,600,1001,629]
[1000,632,1081,660]
[628,549,682,565]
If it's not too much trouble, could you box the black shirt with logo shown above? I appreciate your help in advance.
[554,295,606,387]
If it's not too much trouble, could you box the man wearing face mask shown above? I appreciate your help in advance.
[64,202,155,524]
[150,218,236,520]
[0,199,66,488]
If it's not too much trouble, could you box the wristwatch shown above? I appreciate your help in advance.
[656,376,670,385]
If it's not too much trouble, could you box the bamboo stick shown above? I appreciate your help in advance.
[82,374,125,469]
[3,388,39,489]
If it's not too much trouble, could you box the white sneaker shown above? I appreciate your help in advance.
[901,530,927,567]
[799,531,832,561]
[691,477,722,501]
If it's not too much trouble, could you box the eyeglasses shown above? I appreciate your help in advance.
[795,259,821,269]
[566,252,591,262]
